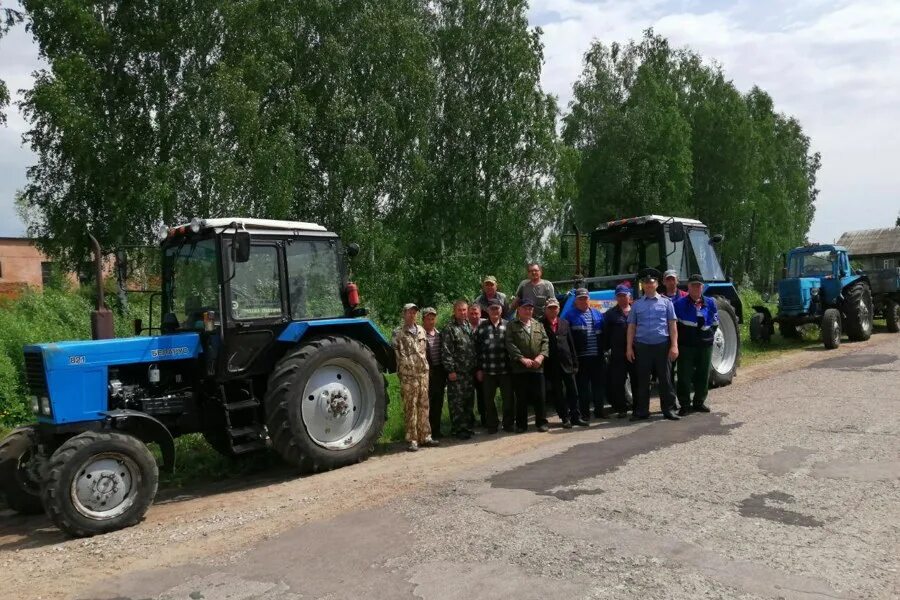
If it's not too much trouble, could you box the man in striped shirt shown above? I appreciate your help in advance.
[563,288,606,421]
[422,307,446,438]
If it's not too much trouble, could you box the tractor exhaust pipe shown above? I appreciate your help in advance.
[88,234,115,340]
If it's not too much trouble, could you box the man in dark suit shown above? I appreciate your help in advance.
[540,298,585,428]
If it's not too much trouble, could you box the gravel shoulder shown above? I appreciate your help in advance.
[1,334,898,600]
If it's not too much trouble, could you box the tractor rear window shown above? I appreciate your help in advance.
[286,240,344,319]
[231,245,283,320]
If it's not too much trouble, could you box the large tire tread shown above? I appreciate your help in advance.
[0,427,44,515]
[843,282,873,341]
[885,299,900,333]
[41,431,158,537]
[709,296,740,388]
[264,335,385,474]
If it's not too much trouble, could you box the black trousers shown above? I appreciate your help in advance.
[575,354,606,418]
[606,353,635,413]
[481,373,511,430]
[546,365,580,422]
[634,342,676,417]
[428,365,447,436]
[512,371,547,429]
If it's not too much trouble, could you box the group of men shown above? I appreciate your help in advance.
[392,264,720,452]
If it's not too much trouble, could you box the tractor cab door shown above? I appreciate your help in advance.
[220,239,289,378]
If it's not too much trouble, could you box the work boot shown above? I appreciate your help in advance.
[572,418,590,427]
[693,404,711,413]
[537,424,550,432]
[422,437,440,447]
[616,411,628,419]
[677,406,689,417]
[561,420,573,429]
[662,412,680,421]
[407,441,419,452]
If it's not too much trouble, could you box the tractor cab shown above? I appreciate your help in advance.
[557,215,741,388]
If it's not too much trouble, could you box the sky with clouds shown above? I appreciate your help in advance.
[0,0,897,241]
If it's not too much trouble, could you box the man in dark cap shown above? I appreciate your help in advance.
[505,297,550,433]
[626,268,680,421]
[672,275,719,414]
[540,297,580,428]
[474,298,511,433]
[562,287,604,422]
[603,284,635,418]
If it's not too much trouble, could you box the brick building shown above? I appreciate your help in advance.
[0,237,60,297]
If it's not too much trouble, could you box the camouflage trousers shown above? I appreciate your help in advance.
[446,373,475,435]
[400,373,431,443]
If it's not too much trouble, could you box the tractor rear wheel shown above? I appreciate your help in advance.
[709,297,740,388]
[749,313,769,343]
[843,282,873,341]
[885,299,900,333]
[265,335,386,473]
[0,427,44,514]
[778,322,801,339]
[822,308,842,349]
[41,431,158,537]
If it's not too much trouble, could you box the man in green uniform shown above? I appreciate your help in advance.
[442,299,477,439]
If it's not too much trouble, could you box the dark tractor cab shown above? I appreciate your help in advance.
[557,215,741,387]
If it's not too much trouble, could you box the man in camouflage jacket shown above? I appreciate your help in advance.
[393,303,438,451]
[442,299,477,439]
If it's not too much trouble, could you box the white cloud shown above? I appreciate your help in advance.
[530,0,900,241]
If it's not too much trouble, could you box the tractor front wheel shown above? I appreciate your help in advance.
[843,282,873,341]
[822,308,842,349]
[41,431,158,537]
[709,297,740,388]
[885,299,900,333]
[749,313,769,343]
[0,427,44,514]
[265,335,386,473]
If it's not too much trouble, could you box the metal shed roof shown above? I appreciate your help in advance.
[836,227,900,257]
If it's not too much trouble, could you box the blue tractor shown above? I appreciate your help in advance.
[0,218,395,536]
[558,215,742,387]
[748,244,874,349]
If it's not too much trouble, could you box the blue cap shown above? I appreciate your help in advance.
[519,297,535,307]
[615,285,632,296]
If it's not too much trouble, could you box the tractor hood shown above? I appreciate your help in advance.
[778,278,821,315]
[24,334,201,424]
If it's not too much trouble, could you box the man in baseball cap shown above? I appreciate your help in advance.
[603,284,635,418]
[662,269,687,301]
[563,286,603,423]
[392,303,438,450]
[475,275,510,318]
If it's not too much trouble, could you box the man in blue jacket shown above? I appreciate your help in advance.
[672,275,719,415]
[563,287,606,421]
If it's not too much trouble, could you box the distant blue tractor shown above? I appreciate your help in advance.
[0,218,394,537]
[557,215,742,388]
[749,244,875,349]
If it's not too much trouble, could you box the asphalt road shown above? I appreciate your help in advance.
[12,336,900,599]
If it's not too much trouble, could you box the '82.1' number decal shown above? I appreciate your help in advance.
[68,355,86,365]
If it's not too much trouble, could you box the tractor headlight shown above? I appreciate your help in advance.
[40,396,51,416]
[30,396,40,414]
[811,288,819,297]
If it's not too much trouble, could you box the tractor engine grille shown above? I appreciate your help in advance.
[778,280,805,313]
[24,351,50,399]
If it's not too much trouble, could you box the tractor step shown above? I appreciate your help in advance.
[229,425,265,439]
[225,399,260,412]
[230,439,268,454]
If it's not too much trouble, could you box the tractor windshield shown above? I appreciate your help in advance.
[788,251,834,278]
[687,229,726,281]
[163,237,219,329]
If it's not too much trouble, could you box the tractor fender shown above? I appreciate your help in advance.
[101,409,175,472]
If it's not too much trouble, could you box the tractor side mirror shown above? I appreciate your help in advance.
[668,222,685,243]
[709,234,724,245]
[232,231,251,263]
[346,243,360,258]
[560,240,569,260]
